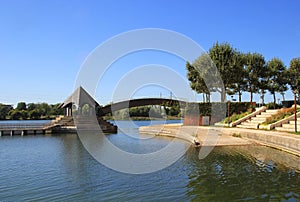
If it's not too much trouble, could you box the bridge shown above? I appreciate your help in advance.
[98,98,187,116]
[0,86,194,136]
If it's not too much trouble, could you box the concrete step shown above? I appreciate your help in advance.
[250,117,267,122]
[275,127,297,132]
[266,109,279,113]
[281,124,300,129]
[237,124,258,129]
[240,121,253,125]
[256,113,274,118]
[289,121,300,125]
[248,120,266,124]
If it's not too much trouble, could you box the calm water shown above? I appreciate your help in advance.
[0,120,300,201]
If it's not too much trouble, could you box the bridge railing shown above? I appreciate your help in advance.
[0,123,47,129]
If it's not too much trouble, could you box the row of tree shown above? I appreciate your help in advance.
[0,102,64,120]
[186,42,300,105]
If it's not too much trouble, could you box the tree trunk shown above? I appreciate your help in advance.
[250,91,253,103]
[238,91,242,102]
[221,89,226,102]
[281,93,285,101]
[273,93,276,109]
[202,93,205,102]
[206,93,211,103]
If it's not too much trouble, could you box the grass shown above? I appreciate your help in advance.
[261,108,300,125]
[222,109,253,124]
[232,133,242,138]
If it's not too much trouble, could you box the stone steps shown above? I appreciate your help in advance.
[281,123,300,128]
[235,109,279,129]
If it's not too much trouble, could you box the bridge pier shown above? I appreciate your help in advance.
[10,130,14,136]
[0,131,2,136]
[21,130,27,136]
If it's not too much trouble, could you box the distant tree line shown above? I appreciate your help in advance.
[186,42,300,105]
[0,102,64,120]
[108,103,181,120]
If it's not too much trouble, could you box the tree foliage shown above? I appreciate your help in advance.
[266,58,288,105]
[243,52,267,103]
[287,57,300,95]
[186,41,297,105]
[208,42,238,101]
[0,102,64,120]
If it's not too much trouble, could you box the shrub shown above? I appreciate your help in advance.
[262,107,299,125]
[222,109,253,124]
[265,102,282,109]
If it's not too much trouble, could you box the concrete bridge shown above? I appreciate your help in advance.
[98,98,187,116]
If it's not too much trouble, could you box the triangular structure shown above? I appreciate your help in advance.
[60,86,100,109]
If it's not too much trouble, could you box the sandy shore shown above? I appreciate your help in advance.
[139,124,300,156]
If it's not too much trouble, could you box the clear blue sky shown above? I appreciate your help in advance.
[0,0,300,106]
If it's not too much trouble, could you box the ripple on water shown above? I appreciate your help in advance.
[0,121,300,201]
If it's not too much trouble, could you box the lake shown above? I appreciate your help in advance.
[0,120,300,201]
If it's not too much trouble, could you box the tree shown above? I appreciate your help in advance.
[0,104,12,120]
[243,53,267,103]
[49,103,64,116]
[287,57,300,96]
[227,51,246,102]
[209,42,238,102]
[187,42,238,102]
[16,102,27,110]
[8,109,27,120]
[28,109,41,119]
[186,61,210,102]
[27,103,37,111]
[266,58,288,106]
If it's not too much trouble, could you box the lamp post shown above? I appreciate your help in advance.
[294,91,297,133]
[227,99,230,127]
[227,96,233,127]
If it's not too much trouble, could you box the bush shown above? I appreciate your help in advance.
[223,109,253,124]
[184,102,254,117]
[265,102,283,109]
[262,107,299,125]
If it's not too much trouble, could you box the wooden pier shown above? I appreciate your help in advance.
[0,123,49,136]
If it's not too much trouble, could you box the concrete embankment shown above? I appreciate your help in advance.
[139,124,253,146]
[139,124,300,156]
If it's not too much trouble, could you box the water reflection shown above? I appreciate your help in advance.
[0,121,300,201]
[186,146,300,201]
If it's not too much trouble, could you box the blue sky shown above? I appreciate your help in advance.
[0,0,300,106]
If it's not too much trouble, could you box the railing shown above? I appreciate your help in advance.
[0,123,47,129]
[229,106,266,127]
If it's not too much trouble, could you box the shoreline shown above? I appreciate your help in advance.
[139,124,300,156]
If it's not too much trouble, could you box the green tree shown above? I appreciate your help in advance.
[287,57,300,96]
[0,104,12,120]
[8,109,27,120]
[208,42,240,102]
[243,53,267,103]
[186,61,210,102]
[266,58,288,106]
[27,103,37,111]
[227,51,246,102]
[187,42,238,102]
[49,103,64,116]
[28,109,41,119]
[35,103,51,116]
[16,102,27,110]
